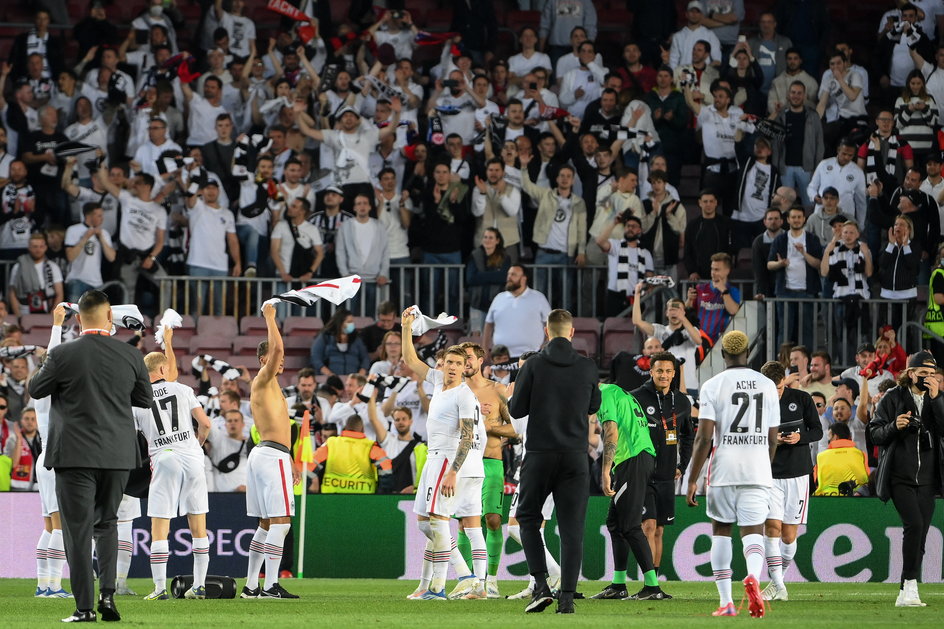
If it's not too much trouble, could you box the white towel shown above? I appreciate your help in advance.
[154,308,184,349]
[263,275,362,311]
[406,305,458,336]
[61,302,145,335]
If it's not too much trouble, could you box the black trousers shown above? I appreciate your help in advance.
[606,454,656,575]
[55,468,129,612]
[890,481,936,582]
[517,451,589,593]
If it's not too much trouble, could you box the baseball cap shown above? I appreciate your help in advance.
[907,350,937,369]
[831,377,860,399]
[926,151,944,164]
[827,214,847,226]
[324,186,344,196]
[821,186,839,198]
[203,179,219,188]
[336,106,361,118]
[856,343,876,354]
[687,0,705,12]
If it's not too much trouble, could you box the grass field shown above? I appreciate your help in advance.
[4,578,944,627]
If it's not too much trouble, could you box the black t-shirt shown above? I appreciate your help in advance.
[933,267,944,296]
[22,129,68,186]
[361,322,401,355]
[783,109,806,167]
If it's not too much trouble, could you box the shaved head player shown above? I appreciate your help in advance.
[241,303,300,599]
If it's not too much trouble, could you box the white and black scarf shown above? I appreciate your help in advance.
[615,242,649,295]
[864,134,902,183]
[827,243,869,297]
[191,354,241,380]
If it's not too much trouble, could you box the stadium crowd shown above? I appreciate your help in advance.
[0,0,942,496]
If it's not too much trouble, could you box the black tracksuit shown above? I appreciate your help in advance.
[509,337,601,594]
[869,385,944,582]
[772,388,822,480]
[632,381,693,526]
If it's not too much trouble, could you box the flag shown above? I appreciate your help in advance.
[266,0,309,22]
[406,305,458,336]
[263,275,362,310]
[295,410,314,466]
[415,31,458,46]
[539,105,571,121]
[154,308,183,349]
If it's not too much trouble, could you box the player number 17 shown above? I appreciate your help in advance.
[150,396,179,436]
[729,392,763,433]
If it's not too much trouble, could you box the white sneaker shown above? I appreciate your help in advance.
[485,576,500,599]
[761,582,788,601]
[461,579,487,599]
[897,581,927,607]
[448,576,476,600]
[506,585,533,600]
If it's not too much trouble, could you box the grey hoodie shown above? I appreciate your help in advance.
[805,207,850,248]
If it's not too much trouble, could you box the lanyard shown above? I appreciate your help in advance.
[654,389,676,432]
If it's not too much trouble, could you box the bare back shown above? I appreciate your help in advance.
[251,375,291,447]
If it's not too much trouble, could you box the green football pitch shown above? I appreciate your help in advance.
[3,579,943,627]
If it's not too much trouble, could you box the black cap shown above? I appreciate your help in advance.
[927,151,944,164]
[822,186,839,198]
[907,350,937,369]
[856,343,876,354]
[831,377,860,398]
[828,214,847,226]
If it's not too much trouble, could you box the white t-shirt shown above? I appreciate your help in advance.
[435,92,477,144]
[424,368,479,459]
[321,125,379,186]
[64,118,108,180]
[485,288,551,356]
[699,366,780,487]
[651,323,699,389]
[219,11,256,57]
[785,232,807,290]
[818,69,867,120]
[0,183,35,250]
[373,28,415,61]
[735,161,772,222]
[118,190,167,251]
[543,195,572,252]
[70,186,120,235]
[697,105,742,161]
[509,51,552,78]
[64,222,112,285]
[375,194,410,259]
[186,200,236,272]
[207,427,248,492]
[270,220,323,273]
[133,380,202,457]
[388,380,432,439]
[187,93,228,146]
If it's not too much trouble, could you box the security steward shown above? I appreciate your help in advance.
[312,414,394,493]
[631,351,693,580]
[869,351,944,608]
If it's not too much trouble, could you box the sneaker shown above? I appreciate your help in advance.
[261,583,299,599]
[628,585,672,600]
[506,585,533,600]
[897,581,927,607]
[45,588,73,599]
[525,585,554,614]
[590,584,628,600]
[244,266,257,278]
[406,587,426,600]
[461,580,487,600]
[547,575,561,591]
[485,577,500,599]
[240,586,260,599]
[761,582,788,601]
[34,586,47,597]
[743,575,765,618]
[144,590,168,601]
[448,576,476,600]
[184,586,206,600]
[418,589,447,601]
[712,602,738,617]
[115,584,137,596]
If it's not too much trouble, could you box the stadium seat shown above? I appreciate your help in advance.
[572,336,593,358]
[196,315,238,338]
[239,316,270,335]
[156,314,196,342]
[233,336,265,356]
[572,317,601,360]
[424,8,453,30]
[284,336,313,357]
[19,314,52,333]
[189,335,234,355]
[506,10,540,32]
[284,355,310,370]
[602,317,636,367]
[283,316,323,337]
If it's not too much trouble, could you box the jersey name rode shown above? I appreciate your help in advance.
[424,369,478,459]
[700,367,780,487]
[134,380,202,457]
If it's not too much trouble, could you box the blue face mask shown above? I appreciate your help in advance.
[343,322,356,335]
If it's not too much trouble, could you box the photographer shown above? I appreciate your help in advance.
[869,351,944,608]
[597,213,653,317]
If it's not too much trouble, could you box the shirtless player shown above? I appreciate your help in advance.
[241,303,300,599]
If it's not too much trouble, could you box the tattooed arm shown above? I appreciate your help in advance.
[440,414,474,498]
[486,395,519,438]
[600,418,617,497]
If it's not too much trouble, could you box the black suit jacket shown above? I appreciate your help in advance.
[29,334,152,469]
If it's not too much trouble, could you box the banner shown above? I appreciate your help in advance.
[266,0,308,22]
[2,493,942,582]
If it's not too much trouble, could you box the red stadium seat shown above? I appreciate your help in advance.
[233,335,266,356]
[189,335,234,355]
[602,317,636,367]
[506,10,540,33]
[196,315,238,338]
[20,314,53,333]
[284,336,313,357]
[283,316,323,337]
[239,316,270,335]
[572,317,601,360]
[284,355,310,370]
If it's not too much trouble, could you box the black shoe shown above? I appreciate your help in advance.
[61,610,96,623]
[261,583,299,599]
[97,593,120,622]
[557,592,575,614]
[628,585,672,600]
[240,586,260,599]
[525,585,554,613]
[590,584,629,600]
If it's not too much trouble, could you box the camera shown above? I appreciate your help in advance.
[442,79,459,88]
[391,10,402,19]
[528,82,538,90]
[678,68,697,89]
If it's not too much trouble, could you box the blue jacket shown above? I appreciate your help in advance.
[768,230,824,296]
[310,332,370,375]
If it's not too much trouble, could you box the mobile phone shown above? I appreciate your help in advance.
[443,79,459,88]
[738,35,746,43]
[528,82,538,90]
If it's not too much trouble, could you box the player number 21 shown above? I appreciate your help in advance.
[150,396,179,436]
[729,392,763,433]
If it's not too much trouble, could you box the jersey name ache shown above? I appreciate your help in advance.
[735,381,757,390]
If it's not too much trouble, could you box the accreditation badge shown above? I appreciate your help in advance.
[664,429,677,445]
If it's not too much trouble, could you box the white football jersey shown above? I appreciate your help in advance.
[457,400,486,479]
[134,380,203,457]
[424,369,480,461]
[699,366,780,487]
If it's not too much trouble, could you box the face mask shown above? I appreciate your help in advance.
[149,5,163,16]
[915,377,930,392]
[343,322,356,334]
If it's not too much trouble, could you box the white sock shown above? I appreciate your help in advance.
[419,540,433,591]
[429,519,451,593]
[116,520,133,585]
[263,524,290,590]
[150,539,170,592]
[764,536,784,588]
[36,530,51,590]
[742,534,765,580]
[780,540,797,573]
[466,527,487,580]
[418,520,433,541]
[47,529,66,591]
[192,537,210,588]
[507,524,521,545]
[245,527,267,589]
[450,536,472,579]
[541,527,561,578]
[711,535,733,606]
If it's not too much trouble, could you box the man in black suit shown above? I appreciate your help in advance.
[29,290,152,623]
[508,309,601,614]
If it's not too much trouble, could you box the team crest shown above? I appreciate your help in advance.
[647,406,656,415]
[788,402,797,411]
